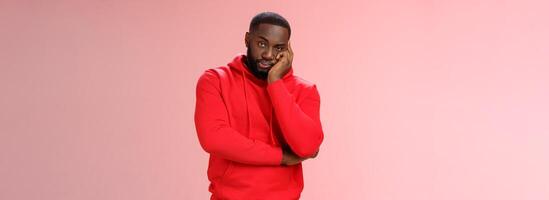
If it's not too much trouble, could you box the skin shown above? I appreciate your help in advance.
[244,23,291,81]
[244,23,319,165]
[282,149,319,165]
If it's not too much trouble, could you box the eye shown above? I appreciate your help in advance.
[258,42,266,48]
[275,46,285,51]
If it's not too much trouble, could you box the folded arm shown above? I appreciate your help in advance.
[194,71,282,165]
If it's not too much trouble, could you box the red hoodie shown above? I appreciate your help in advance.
[195,55,324,200]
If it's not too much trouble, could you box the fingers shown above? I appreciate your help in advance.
[276,50,288,60]
[273,42,293,68]
[288,41,293,55]
[287,42,293,63]
[275,52,289,64]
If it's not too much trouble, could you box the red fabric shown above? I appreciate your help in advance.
[195,55,324,199]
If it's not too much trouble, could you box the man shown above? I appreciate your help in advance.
[195,12,324,200]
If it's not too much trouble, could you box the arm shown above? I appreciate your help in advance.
[266,42,324,158]
[267,80,324,158]
[194,71,282,165]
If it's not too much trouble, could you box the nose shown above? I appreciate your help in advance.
[261,48,274,60]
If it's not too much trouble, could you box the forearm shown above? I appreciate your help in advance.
[267,80,324,158]
[196,122,283,165]
[195,71,283,165]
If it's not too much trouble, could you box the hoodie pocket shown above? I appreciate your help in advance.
[217,161,235,198]
[220,161,235,184]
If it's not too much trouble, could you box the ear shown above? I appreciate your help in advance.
[245,32,250,48]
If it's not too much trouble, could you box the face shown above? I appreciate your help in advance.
[245,23,290,79]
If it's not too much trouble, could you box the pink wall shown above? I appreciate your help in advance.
[2,1,548,199]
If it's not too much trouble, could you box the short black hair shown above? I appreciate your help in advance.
[249,12,291,37]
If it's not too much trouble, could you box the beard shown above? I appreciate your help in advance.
[245,48,270,80]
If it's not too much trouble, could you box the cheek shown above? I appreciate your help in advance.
[250,48,263,59]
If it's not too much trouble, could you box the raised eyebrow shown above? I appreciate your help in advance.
[257,35,286,46]
[257,36,269,42]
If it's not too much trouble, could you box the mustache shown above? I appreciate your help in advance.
[257,60,276,65]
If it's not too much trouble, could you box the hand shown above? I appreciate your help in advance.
[280,148,320,166]
[268,42,293,83]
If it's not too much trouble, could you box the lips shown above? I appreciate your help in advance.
[257,61,274,69]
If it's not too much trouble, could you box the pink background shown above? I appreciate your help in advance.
[2,0,548,199]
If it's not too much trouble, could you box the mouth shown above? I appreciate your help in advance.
[257,61,274,70]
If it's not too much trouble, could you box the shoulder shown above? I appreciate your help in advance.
[197,66,232,83]
[196,66,233,92]
[285,75,321,101]
[199,66,231,80]
[289,75,317,91]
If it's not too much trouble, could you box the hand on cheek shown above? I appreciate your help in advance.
[268,42,293,83]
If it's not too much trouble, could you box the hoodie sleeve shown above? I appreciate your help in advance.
[267,79,324,158]
[194,71,283,166]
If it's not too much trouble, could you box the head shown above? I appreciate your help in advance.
[244,12,291,79]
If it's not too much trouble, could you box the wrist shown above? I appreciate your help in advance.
[268,75,281,84]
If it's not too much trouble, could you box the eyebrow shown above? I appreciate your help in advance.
[257,35,287,46]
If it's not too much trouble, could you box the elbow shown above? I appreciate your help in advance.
[196,127,223,154]
[198,134,225,155]
[293,136,323,158]
[294,148,318,158]
[198,133,215,153]
[290,128,324,158]
[195,117,230,155]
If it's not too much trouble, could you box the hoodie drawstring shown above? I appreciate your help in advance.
[269,107,276,145]
[241,70,276,145]
[242,71,252,138]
